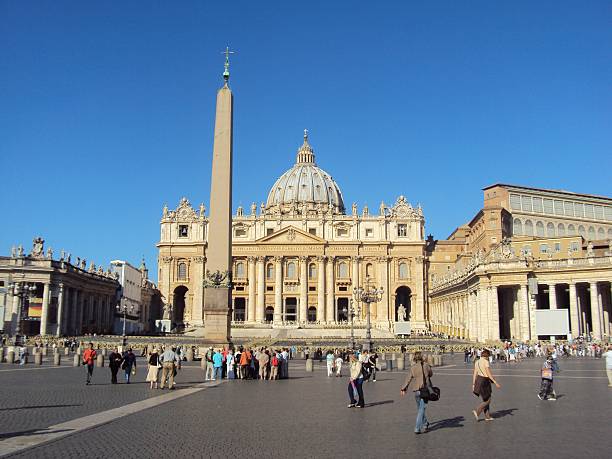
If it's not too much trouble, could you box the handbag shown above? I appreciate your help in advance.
[419,362,441,402]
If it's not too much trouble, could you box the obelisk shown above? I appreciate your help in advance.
[202,48,234,344]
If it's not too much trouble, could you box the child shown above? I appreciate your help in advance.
[335,355,343,377]
[538,353,558,400]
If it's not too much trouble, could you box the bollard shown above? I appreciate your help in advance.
[380,353,386,362]
[305,358,313,372]
[73,354,80,367]
[64,347,70,356]
[102,348,107,357]
[7,350,15,364]
[54,353,61,366]
[386,359,393,371]
[96,354,104,368]
[300,351,305,360]
[396,356,405,371]
[35,353,43,365]
[186,348,194,362]
[439,354,444,367]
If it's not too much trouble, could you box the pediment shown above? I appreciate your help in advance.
[256,226,326,244]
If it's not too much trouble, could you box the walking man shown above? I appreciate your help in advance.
[159,346,179,389]
[108,347,123,384]
[82,343,97,385]
[204,347,214,381]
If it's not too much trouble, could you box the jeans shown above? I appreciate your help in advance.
[125,368,132,383]
[205,363,214,380]
[214,366,223,380]
[539,379,553,399]
[348,378,365,407]
[414,392,428,432]
[86,364,94,383]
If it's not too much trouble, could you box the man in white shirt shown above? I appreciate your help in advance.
[603,344,612,387]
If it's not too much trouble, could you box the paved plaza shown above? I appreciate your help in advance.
[0,355,609,458]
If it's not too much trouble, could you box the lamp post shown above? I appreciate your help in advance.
[116,303,134,347]
[342,299,361,350]
[352,276,384,352]
[8,282,37,346]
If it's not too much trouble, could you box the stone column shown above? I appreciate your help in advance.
[590,282,602,340]
[326,256,335,323]
[247,256,256,323]
[569,283,579,336]
[351,256,360,295]
[274,256,283,323]
[478,286,489,341]
[377,257,389,323]
[10,285,20,335]
[191,256,205,326]
[256,256,265,322]
[56,283,65,337]
[299,256,308,324]
[548,283,557,309]
[40,282,50,336]
[317,256,326,322]
[414,256,425,322]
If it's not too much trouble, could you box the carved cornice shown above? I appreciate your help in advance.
[193,256,206,264]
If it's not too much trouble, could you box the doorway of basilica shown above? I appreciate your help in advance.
[394,286,411,322]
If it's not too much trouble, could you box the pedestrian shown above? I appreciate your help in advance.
[159,346,179,389]
[213,349,224,380]
[602,344,612,387]
[240,348,251,379]
[400,352,433,434]
[472,349,501,421]
[204,347,214,381]
[108,347,123,384]
[270,351,279,380]
[82,342,97,385]
[538,352,558,401]
[368,352,378,382]
[464,348,470,364]
[258,350,270,380]
[18,345,28,365]
[146,348,161,389]
[122,348,137,384]
[335,354,343,377]
[347,353,365,408]
[326,351,335,377]
[226,350,235,379]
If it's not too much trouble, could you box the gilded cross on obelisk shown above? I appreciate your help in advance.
[222,46,235,84]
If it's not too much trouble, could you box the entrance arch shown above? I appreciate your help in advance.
[337,298,349,322]
[394,286,412,322]
[285,297,297,322]
[173,285,188,331]
[265,306,274,323]
[233,297,246,321]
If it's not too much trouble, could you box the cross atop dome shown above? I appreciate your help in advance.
[297,129,315,164]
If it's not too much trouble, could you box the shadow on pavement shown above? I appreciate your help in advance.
[493,408,518,418]
[427,416,465,431]
[365,400,394,408]
[0,404,82,412]
[0,428,74,440]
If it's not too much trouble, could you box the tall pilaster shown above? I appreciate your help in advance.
[40,282,50,336]
[274,256,283,323]
[202,61,234,344]
[569,283,579,336]
[247,257,256,323]
[590,282,601,340]
[299,256,308,323]
[317,256,326,322]
[256,257,265,322]
[56,283,65,337]
[548,283,557,309]
[326,256,335,323]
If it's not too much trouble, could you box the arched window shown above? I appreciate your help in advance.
[513,218,523,236]
[524,220,534,236]
[597,227,605,239]
[567,224,576,236]
[399,262,408,279]
[286,261,296,279]
[557,223,565,237]
[546,222,555,237]
[308,263,316,279]
[366,263,373,278]
[338,262,348,278]
[266,264,274,279]
[578,225,586,238]
[235,262,245,278]
[307,306,317,322]
[177,262,187,280]
[536,221,545,237]
[588,226,596,240]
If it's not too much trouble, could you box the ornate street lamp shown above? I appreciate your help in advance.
[8,282,37,346]
[116,303,134,347]
[352,276,384,352]
[342,299,361,350]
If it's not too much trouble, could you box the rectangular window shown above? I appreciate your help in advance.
[570,241,579,252]
[266,228,274,236]
[554,242,561,252]
[554,200,564,215]
[510,194,521,210]
[235,286,244,291]
[532,197,543,213]
[539,244,548,254]
[522,245,532,256]
[266,286,274,292]
[521,195,533,212]
[178,225,189,238]
[397,224,407,237]
[365,228,373,237]
[584,204,594,219]
[564,201,574,217]
[339,286,348,292]
[543,199,554,214]
[234,227,247,237]
[308,228,317,236]
[336,227,348,237]
[308,286,316,292]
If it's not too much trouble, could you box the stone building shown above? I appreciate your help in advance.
[0,238,120,336]
[428,184,612,342]
[157,132,427,338]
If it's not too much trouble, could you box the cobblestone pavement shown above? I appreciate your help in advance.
[2,356,610,458]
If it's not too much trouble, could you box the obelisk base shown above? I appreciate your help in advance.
[202,287,232,345]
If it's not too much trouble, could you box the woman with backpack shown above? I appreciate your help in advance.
[400,352,433,434]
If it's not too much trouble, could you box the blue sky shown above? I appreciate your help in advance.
[1,1,611,281]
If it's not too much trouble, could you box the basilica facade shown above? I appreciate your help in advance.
[157,132,427,338]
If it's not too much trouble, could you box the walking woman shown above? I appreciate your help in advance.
[400,352,433,434]
[472,349,501,421]
[347,354,365,408]
[146,348,160,389]
[122,348,137,384]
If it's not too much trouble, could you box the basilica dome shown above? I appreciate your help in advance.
[265,131,345,215]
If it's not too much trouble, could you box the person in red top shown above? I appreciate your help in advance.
[82,343,97,385]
